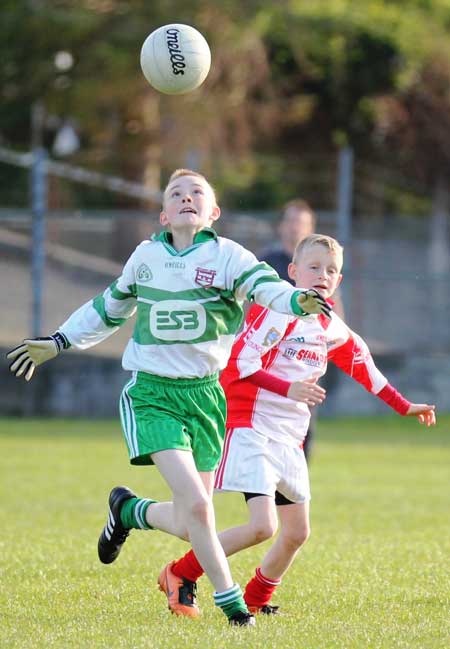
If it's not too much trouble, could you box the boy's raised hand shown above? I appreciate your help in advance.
[405,403,436,426]
[298,289,331,317]
[287,378,326,406]
[6,332,69,382]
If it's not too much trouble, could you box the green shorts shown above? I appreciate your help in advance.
[119,371,226,472]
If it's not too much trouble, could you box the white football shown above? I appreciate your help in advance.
[140,24,211,95]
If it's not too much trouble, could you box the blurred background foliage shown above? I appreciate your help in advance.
[1,0,450,210]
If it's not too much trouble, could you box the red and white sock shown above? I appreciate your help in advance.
[244,567,282,608]
[171,549,204,583]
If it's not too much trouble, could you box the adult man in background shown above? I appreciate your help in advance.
[260,200,316,282]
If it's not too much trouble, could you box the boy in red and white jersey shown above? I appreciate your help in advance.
[158,234,436,617]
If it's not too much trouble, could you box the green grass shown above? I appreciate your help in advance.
[1,416,449,648]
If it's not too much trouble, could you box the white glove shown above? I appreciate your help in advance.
[297,289,331,317]
[7,331,70,382]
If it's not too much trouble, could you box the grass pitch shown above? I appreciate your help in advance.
[1,415,449,649]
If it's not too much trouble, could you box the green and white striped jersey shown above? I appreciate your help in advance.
[59,228,306,379]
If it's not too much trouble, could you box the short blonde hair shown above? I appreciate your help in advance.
[163,168,218,206]
[293,233,344,266]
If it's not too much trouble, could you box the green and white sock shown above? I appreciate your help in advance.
[120,497,156,530]
[214,584,248,619]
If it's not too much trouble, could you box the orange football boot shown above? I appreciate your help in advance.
[158,561,200,618]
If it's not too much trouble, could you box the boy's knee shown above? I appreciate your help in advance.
[283,524,310,549]
[190,497,213,527]
[251,520,278,544]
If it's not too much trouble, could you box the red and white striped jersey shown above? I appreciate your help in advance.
[220,303,389,445]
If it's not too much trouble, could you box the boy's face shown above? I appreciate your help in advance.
[160,175,220,231]
[288,244,343,300]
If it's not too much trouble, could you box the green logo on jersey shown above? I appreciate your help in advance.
[137,263,153,282]
[156,310,199,330]
[150,300,206,341]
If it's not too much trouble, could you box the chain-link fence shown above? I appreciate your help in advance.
[1,149,449,415]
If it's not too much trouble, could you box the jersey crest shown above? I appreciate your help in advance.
[137,263,153,282]
[195,267,216,287]
[263,327,281,347]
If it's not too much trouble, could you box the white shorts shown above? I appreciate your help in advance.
[215,427,311,504]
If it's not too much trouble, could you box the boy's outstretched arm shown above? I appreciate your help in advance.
[227,245,331,318]
[328,326,437,426]
[7,250,139,382]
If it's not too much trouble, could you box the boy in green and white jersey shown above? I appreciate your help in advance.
[7,168,330,627]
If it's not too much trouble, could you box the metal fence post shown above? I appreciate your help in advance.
[336,146,354,321]
[30,147,48,337]
[336,146,354,244]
